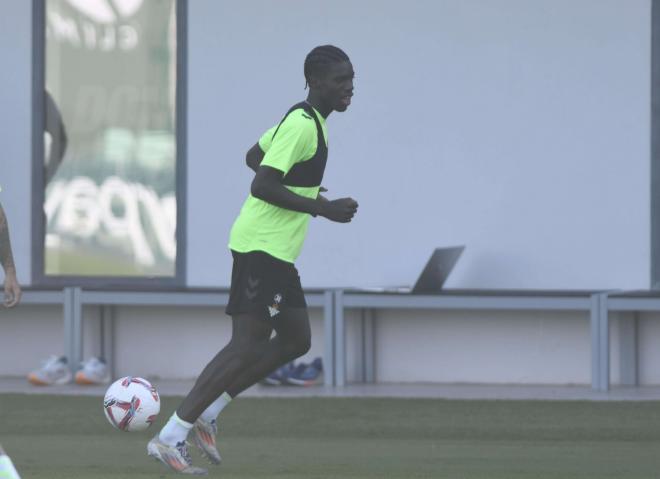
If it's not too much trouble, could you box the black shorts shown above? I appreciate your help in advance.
[225,250,307,317]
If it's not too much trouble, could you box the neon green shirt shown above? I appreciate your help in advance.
[228,106,328,263]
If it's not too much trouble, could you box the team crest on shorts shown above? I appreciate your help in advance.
[268,293,283,318]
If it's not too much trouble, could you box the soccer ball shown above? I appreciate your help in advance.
[103,377,160,432]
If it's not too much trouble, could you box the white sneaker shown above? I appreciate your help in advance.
[75,357,111,385]
[27,355,72,386]
[147,435,208,475]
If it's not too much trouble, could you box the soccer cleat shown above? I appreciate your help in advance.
[147,435,208,475]
[75,356,111,385]
[286,357,323,386]
[191,418,221,465]
[27,355,72,386]
[260,361,295,386]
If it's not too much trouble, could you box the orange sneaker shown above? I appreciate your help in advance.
[191,418,221,465]
[27,356,72,386]
[147,435,208,475]
[75,357,110,385]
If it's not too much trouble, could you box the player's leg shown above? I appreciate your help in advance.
[181,249,272,428]
[177,312,272,422]
[149,312,271,472]
[218,261,310,398]
[225,306,311,397]
[193,307,310,424]
[188,307,310,465]
[190,264,310,464]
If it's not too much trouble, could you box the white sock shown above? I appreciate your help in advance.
[200,392,233,424]
[159,412,194,446]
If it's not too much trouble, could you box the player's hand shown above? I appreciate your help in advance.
[3,273,21,308]
[318,197,358,223]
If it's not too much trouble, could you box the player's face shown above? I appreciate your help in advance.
[318,61,354,113]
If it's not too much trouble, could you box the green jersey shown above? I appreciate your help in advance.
[228,103,328,263]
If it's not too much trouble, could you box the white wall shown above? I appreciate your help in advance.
[0,306,67,375]
[0,0,32,286]
[5,304,660,386]
[372,311,591,383]
[187,0,651,290]
[638,313,660,384]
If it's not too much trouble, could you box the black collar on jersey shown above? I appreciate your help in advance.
[271,101,328,188]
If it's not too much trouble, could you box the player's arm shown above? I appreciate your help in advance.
[0,202,21,307]
[245,143,264,172]
[44,91,68,184]
[248,144,328,202]
[251,166,358,222]
[317,186,329,202]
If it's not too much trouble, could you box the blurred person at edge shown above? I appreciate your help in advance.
[0,200,21,307]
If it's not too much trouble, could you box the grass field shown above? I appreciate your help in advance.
[1,394,660,478]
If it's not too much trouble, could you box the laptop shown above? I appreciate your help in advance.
[410,246,465,294]
[357,246,465,294]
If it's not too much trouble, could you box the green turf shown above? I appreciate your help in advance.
[1,394,660,478]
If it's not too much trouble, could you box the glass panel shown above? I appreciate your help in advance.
[43,0,177,277]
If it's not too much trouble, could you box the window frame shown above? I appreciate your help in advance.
[31,0,187,288]
[653,0,660,288]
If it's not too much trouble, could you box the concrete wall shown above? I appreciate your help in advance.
[3,304,659,385]
[370,310,591,383]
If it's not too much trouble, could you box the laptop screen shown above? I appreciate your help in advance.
[412,246,465,294]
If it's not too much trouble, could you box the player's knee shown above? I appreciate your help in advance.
[233,336,268,363]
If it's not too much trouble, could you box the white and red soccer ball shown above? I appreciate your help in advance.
[103,377,160,432]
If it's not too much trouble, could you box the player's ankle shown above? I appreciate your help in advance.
[159,412,193,446]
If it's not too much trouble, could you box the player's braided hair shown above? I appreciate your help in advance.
[304,45,351,89]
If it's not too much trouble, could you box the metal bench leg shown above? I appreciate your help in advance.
[100,305,116,380]
[72,287,83,372]
[619,312,639,386]
[591,292,610,391]
[63,287,75,373]
[334,290,345,387]
[323,291,335,387]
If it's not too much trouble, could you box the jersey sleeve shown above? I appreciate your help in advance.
[257,125,277,152]
[259,110,317,175]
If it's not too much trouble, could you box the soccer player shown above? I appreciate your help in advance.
[148,45,357,474]
[0,200,21,308]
